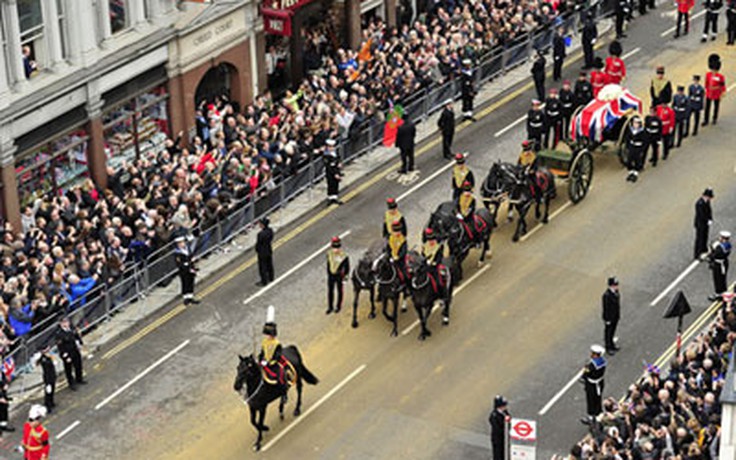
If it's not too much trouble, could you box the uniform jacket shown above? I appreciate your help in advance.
[383,211,407,238]
[256,226,274,257]
[705,72,726,100]
[452,166,475,191]
[626,126,647,152]
[689,83,705,111]
[437,108,455,136]
[22,422,50,460]
[584,356,607,383]
[387,234,407,261]
[422,240,445,266]
[574,79,593,107]
[591,70,608,97]
[651,78,673,105]
[604,57,626,84]
[560,88,575,115]
[694,197,712,229]
[174,247,196,277]
[461,72,475,98]
[602,288,621,322]
[673,94,690,120]
[582,20,598,44]
[56,325,82,359]
[705,0,723,12]
[456,192,476,218]
[527,109,546,135]
[327,249,350,278]
[531,56,546,82]
[544,97,562,122]
[677,0,695,12]
[709,241,731,272]
[657,105,676,135]
[489,408,509,445]
[38,354,56,385]
[644,114,663,141]
[553,33,566,60]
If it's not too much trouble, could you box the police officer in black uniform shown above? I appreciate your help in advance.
[702,0,724,42]
[527,99,546,151]
[324,139,343,205]
[174,236,200,303]
[0,370,13,433]
[672,85,690,146]
[694,188,714,259]
[688,75,705,136]
[644,106,663,167]
[625,116,647,182]
[326,236,350,314]
[574,72,593,108]
[581,344,607,425]
[531,51,546,102]
[37,346,56,413]
[461,60,477,121]
[489,395,510,460]
[256,217,275,286]
[437,99,456,159]
[56,316,86,391]
[544,88,563,149]
[553,27,566,81]
[602,277,621,355]
[560,80,575,139]
[707,231,731,300]
[582,12,598,69]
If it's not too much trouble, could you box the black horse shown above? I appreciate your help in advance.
[234,347,318,451]
[426,201,493,281]
[406,251,453,340]
[482,161,556,242]
[372,252,408,337]
[350,244,382,329]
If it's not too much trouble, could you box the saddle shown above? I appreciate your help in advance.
[427,265,449,294]
[460,215,487,241]
[262,357,297,386]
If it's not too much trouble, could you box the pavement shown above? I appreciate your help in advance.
[3,8,736,460]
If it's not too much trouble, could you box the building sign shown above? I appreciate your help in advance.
[508,417,537,460]
[175,9,248,67]
[262,9,292,36]
[264,0,315,11]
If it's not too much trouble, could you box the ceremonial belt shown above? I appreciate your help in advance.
[529,122,543,128]
[586,376,604,384]
[674,107,687,112]
[631,140,644,147]
[547,111,560,117]
[561,103,573,108]
[646,128,659,134]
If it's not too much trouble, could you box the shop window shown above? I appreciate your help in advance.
[18,0,43,79]
[16,128,90,205]
[110,0,127,34]
[103,84,169,170]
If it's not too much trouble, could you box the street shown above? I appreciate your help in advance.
[5,9,736,460]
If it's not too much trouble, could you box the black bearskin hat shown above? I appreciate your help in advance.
[263,322,277,336]
[708,53,721,71]
[593,57,604,69]
[609,40,622,57]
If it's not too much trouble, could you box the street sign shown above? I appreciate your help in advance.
[510,418,537,442]
[510,444,537,460]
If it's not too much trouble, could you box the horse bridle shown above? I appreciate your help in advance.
[373,254,397,285]
[239,364,265,406]
[354,261,374,288]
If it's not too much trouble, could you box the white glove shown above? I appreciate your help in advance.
[591,38,597,45]
[45,384,52,394]
[456,213,463,220]
[260,360,267,367]
[708,220,713,226]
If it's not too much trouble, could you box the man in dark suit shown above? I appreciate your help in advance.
[553,27,566,81]
[437,99,456,159]
[582,12,598,69]
[256,217,275,286]
[531,51,546,101]
[694,188,714,259]
[602,277,621,355]
[395,116,417,174]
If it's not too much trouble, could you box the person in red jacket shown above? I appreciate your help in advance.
[591,58,609,98]
[657,103,676,160]
[22,405,50,460]
[604,41,626,84]
[675,0,695,38]
[703,54,726,126]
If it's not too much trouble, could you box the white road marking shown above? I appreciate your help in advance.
[538,370,583,416]
[660,10,707,37]
[397,162,455,202]
[620,47,641,60]
[261,364,367,452]
[94,339,191,410]
[242,230,352,305]
[649,259,701,307]
[401,264,492,336]
[495,114,529,138]
[518,201,573,242]
[728,83,736,92]
[55,420,81,440]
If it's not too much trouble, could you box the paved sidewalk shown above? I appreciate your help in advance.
[8,18,611,406]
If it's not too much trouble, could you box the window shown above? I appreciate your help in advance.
[57,0,69,58]
[17,0,43,79]
[110,0,127,33]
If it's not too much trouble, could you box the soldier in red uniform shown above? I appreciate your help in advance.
[22,405,49,460]
[591,58,609,98]
[703,54,726,126]
[604,41,626,85]
[657,103,676,160]
[675,0,695,37]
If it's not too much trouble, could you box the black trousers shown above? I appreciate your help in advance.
[258,254,275,284]
[675,118,688,146]
[615,12,625,37]
[442,132,453,158]
[327,177,340,198]
[630,148,646,171]
[728,10,736,43]
[638,0,647,14]
[695,226,709,259]
[462,96,474,115]
[604,319,619,350]
[585,381,604,416]
[534,78,545,102]
[704,98,720,124]
[0,401,7,424]
[561,112,572,139]
[399,146,415,173]
[545,120,562,148]
[553,58,563,81]
[528,132,543,151]
[703,11,719,37]
[662,133,673,158]
[583,43,595,68]
[180,272,195,297]
[63,349,84,386]
[327,274,345,312]
[44,380,56,409]
[690,110,701,135]
[646,139,660,165]
[492,440,505,460]
[712,265,728,294]
[676,11,690,36]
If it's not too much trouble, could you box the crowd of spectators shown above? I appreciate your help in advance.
[557,294,736,460]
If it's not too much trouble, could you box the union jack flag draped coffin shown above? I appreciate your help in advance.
[571,84,643,142]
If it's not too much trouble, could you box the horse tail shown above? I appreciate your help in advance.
[300,365,319,385]
[285,345,319,385]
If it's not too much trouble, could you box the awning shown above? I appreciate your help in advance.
[262,8,292,36]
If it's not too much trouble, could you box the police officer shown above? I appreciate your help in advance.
[256,217,275,286]
[707,231,731,300]
[36,346,56,413]
[694,188,714,259]
[461,60,477,121]
[727,0,736,44]
[703,54,726,126]
[688,75,705,135]
[527,99,546,151]
[574,72,593,108]
[174,236,200,303]
[452,153,474,200]
[437,99,456,159]
[581,344,606,425]
[582,12,598,70]
[544,89,563,149]
[672,85,690,147]
[625,116,647,182]
[326,236,350,314]
[383,198,407,239]
[531,51,546,102]
[702,0,724,42]
[324,138,343,205]
[489,395,510,460]
[643,106,662,166]
[55,316,85,391]
[650,66,672,107]
[0,368,14,433]
[560,80,575,138]
[602,277,621,355]
[552,27,566,81]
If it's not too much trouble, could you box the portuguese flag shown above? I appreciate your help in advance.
[383,104,404,147]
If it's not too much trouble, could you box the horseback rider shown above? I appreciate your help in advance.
[517,140,538,174]
[383,198,407,239]
[386,220,408,282]
[422,228,448,281]
[259,306,289,394]
[455,181,477,239]
[452,153,475,200]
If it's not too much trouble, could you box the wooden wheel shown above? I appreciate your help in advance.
[568,149,593,204]
[616,112,640,167]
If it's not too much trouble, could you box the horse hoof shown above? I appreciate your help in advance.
[426,330,432,337]
[368,312,376,319]
[542,218,549,224]
[262,425,270,432]
[391,330,398,338]
[352,321,359,328]
[280,413,285,421]
[477,260,484,268]
[418,334,426,341]
[294,408,301,417]
[512,236,519,242]
[253,444,261,452]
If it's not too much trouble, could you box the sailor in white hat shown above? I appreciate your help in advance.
[581,344,607,425]
[324,138,343,205]
[460,60,477,121]
[438,98,456,159]
[707,230,732,300]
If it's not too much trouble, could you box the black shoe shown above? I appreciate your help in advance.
[78,379,88,385]
[325,308,333,315]
[702,121,708,127]
[189,298,201,305]
[0,425,15,432]
[255,281,266,287]
[711,35,717,41]
[607,349,617,356]
[69,384,78,391]
[674,33,680,38]
[701,37,708,43]
[708,294,720,301]
[712,120,717,125]
[580,417,591,425]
